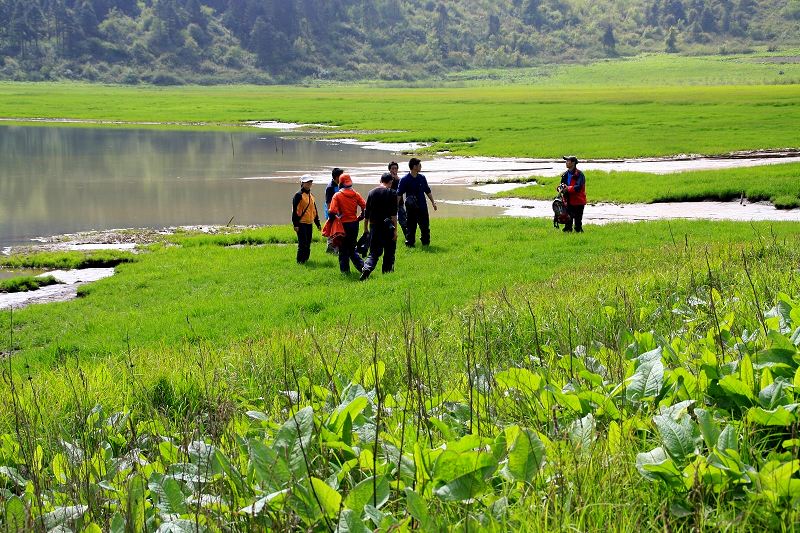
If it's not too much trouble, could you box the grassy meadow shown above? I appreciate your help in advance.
[2,54,800,159]
[501,162,800,208]
[2,52,800,531]
[2,220,800,530]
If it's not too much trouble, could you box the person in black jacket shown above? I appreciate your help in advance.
[360,173,398,281]
[291,175,321,264]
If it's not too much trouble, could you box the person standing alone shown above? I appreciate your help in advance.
[360,173,398,281]
[397,158,437,247]
[558,156,587,233]
[292,175,321,264]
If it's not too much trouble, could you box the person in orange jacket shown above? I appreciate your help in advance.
[328,174,366,274]
[292,175,322,264]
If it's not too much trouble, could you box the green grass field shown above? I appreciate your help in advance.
[2,219,800,530]
[2,52,800,531]
[2,54,799,159]
[500,163,800,208]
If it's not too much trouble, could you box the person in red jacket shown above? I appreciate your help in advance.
[558,155,587,233]
[328,174,366,274]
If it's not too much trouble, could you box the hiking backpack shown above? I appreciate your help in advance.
[552,195,571,228]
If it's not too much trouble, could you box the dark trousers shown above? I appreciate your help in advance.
[296,223,313,263]
[405,208,430,246]
[338,221,364,273]
[363,225,397,274]
[564,205,585,232]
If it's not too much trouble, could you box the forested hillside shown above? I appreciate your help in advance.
[1,0,799,84]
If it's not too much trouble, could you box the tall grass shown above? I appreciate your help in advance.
[1,221,798,530]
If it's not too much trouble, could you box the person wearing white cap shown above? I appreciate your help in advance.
[291,175,321,264]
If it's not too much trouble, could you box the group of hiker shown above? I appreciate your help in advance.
[292,155,587,279]
[291,157,438,281]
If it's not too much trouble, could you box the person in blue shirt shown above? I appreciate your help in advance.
[397,157,437,247]
[324,167,343,253]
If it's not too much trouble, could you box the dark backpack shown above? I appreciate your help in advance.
[552,196,571,228]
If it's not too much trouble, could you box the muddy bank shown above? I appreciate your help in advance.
[444,197,800,224]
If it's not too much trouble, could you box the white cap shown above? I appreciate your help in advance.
[300,175,314,183]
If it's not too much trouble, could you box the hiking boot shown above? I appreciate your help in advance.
[359,269,372,281]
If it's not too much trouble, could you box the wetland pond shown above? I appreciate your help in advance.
[2,124,799,247]
[0,124,495,247]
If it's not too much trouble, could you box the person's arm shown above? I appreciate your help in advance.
[325,185,335,207]
[391,215,398,240]
[313,200,321,229]
[291,193,301,230]
[423,178,437,211]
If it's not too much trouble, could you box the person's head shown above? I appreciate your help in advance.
[563,155,578,170]
[388,161,399,176]
[380,172,393,187]
[332,167,344,183]
[408,157,422,174]
[300,175,314,190]
[339,174,353,188]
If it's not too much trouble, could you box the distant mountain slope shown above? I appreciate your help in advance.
[1,0,798,84]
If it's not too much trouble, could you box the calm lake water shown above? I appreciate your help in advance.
[0,125,493,246]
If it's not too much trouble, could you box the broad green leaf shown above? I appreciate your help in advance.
[159,440,180,465]
[495,368,542,395]
[274,406,314,477]
[653,414,698,465]
[249,439,290,491]
[626,357,664,402]
[545,386,583,412]
[43,505,88,531]
[715,425,739,453]
[761,367,774,390]
[83,523,103,533]
[695,409,721,450]
[310,477,342,517]
[577,390,621,419]
[214,448,248,497]
[740,353,755,393]
[127,474,146,533]
[4,496,26,532]
[432,450,497,483]
[405,488,432,529]
[718,375,755,406]
[501,426,545,483]
[239,489,290,516]
[635,447,685,490]
[149,475,188,515]
[109,513,125,533]
[747,405,799,426]
[759,460,800,496]
[353,361,386,389]
[154,519,203,532]
[344,476,390,513]
[52,453,69,484]
[794,367,800,389]
[0,467,27,489]
[331,397,368,435]
[434,471,487,501]
[758,379,792,409]
[336,509,371,533]
[607,421,622,455]
[569,413,596,452]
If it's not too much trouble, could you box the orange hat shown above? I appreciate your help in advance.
[339,174,353,187]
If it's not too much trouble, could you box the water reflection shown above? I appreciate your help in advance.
[0,125,491,246]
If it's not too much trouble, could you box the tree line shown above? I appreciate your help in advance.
[1,0,798,84]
